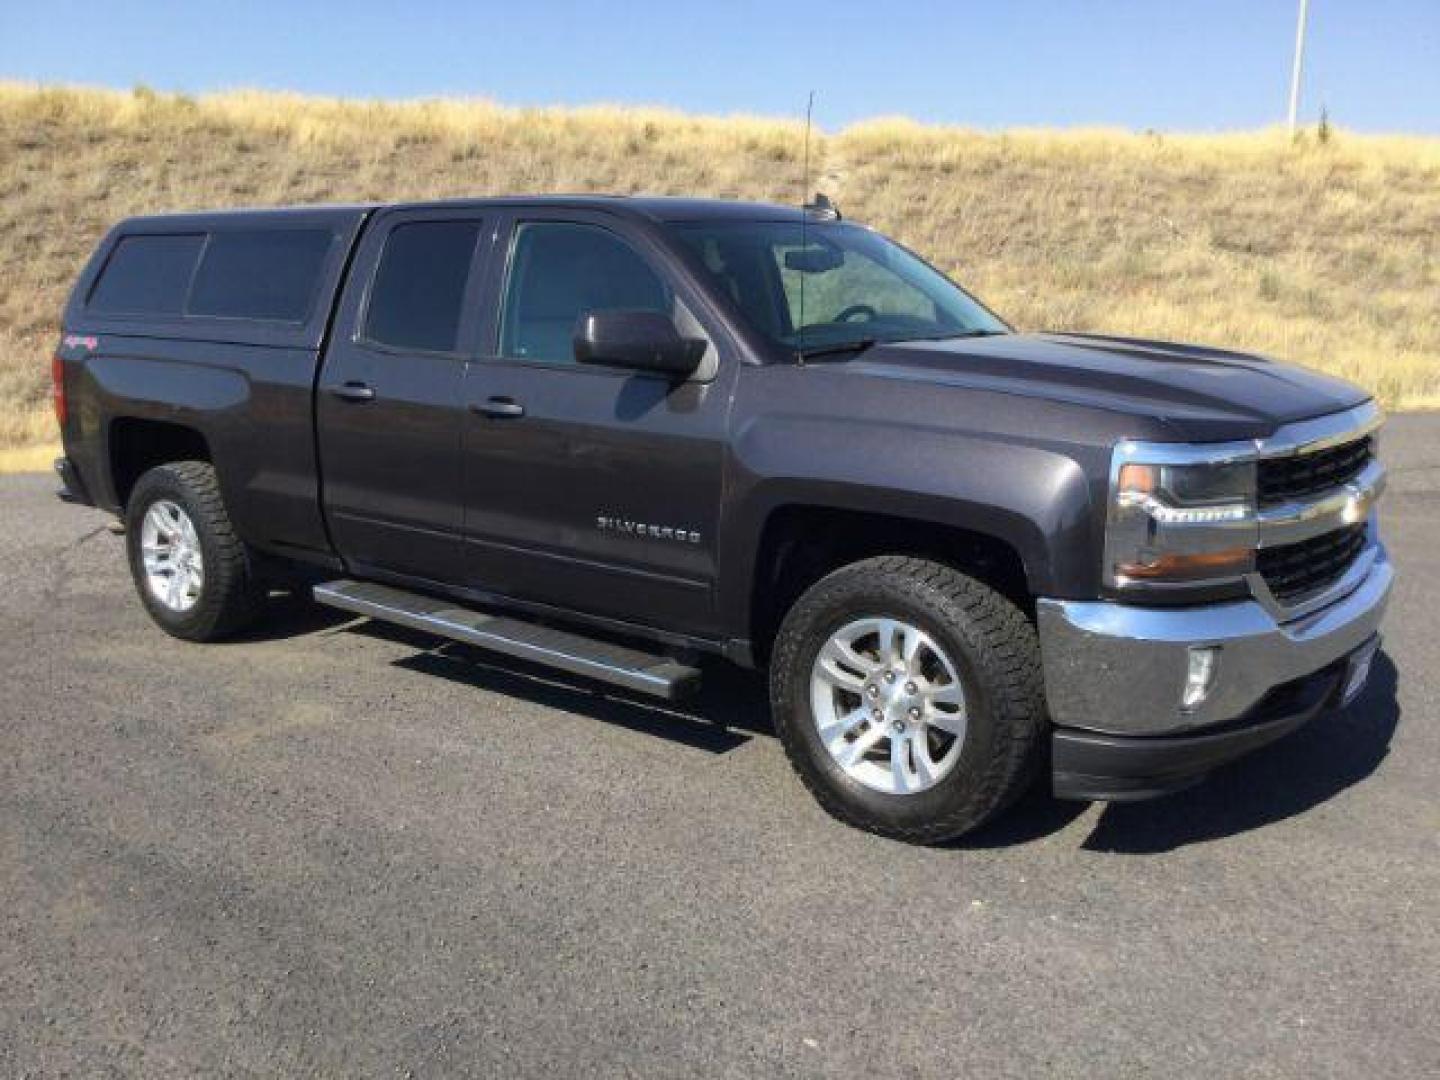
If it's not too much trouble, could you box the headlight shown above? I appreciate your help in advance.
[1105,444,1258,593]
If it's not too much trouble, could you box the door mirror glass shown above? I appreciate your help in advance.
[573,309,706,377]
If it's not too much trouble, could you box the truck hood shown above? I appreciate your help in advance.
[844,332,1370,441]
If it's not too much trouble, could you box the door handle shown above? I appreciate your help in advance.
[473,397,525,419]
[331,382,376,403]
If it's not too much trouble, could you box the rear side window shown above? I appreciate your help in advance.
[188,229,333,321]
[88,234,204,315]
[364,220,482,352]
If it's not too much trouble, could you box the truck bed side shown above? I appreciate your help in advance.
[57,207,372,563]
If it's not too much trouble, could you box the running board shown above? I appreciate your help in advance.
[313,579,702,700]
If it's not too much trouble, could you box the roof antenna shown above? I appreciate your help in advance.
[797,90,815,365]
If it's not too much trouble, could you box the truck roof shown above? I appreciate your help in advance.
[116,195,824,230]
[68,195,834,349]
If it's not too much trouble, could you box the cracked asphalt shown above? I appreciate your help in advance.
[2,415,1438,1078]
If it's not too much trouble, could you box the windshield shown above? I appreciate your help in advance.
[669,219,1007,355]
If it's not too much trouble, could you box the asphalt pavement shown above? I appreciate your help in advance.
[3,416,1438,1078]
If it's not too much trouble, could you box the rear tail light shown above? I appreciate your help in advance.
[52,354,67,425]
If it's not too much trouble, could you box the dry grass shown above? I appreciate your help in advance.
[0,440,58,474]
[1,83,1436,465]
[836,119,1440,409]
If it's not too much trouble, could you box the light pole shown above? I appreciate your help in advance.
[1287,0,1311,133]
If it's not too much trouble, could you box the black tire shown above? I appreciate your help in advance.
[769,556,1046,844]
[124,460,266,641]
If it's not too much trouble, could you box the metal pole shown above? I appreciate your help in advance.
[1287,0,1310,133]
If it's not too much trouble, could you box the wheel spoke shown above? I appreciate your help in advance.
[901,628,930,674]
[926,706,967,738]
[817,705,869,744]
[875,619,903,663]
[817,638,875,693]
[836,723,887,769]
[890,734,917,793]
[909,733,938,786]
[166,569,186,607]
[145,505,172,541]
[926,682,964,707]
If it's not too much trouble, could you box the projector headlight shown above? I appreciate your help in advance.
[1104,443,1258,594]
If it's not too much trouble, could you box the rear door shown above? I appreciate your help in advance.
[317,208,493,585]
[459,209,735,636]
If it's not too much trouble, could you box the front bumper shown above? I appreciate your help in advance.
[1036,543,1391,738]
[1050,648,1369,800]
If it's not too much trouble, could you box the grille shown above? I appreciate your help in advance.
[1258,435,1372,506]
[1258,524,1368,603]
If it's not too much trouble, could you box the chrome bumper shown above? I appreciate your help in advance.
[1036,543,1392,736]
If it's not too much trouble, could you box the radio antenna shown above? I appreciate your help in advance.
[797,90,815,365]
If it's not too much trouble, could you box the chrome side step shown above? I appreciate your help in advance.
[313,579,702,700]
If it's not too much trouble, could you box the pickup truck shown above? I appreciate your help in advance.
[53,195,1392,842]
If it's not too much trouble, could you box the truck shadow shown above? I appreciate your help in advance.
[358,621,775,755]
[1073,652,1401,853]
[338,616,1401,853]
[219,591,358,642]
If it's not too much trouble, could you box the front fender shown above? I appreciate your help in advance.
[718,411,1102,636]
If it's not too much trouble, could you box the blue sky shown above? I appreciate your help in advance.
[2,0,1436,132]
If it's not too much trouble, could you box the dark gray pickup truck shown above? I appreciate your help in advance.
[53,195,1391,842]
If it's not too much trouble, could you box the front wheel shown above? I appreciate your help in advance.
[125,460,265,641]
[769,556,1046,844]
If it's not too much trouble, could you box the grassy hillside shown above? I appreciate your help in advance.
[2,84,1437,457]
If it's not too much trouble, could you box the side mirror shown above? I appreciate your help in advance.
[573,310,706,377]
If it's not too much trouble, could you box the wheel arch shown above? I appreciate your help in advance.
[108,416,213,511]
[740,499,1039,665]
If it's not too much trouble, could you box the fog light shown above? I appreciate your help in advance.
[1181,646,1219,711]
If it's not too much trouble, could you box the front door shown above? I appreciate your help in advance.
[460,212,734,637]
[317,209,491,585]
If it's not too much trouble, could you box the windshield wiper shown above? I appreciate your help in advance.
[883,329,1008,344]
[794,337,878,361]
[793,328,1006,361]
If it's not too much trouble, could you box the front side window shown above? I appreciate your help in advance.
[671,220,1007,354]
[364,220,482,352]
[499,222,672,364]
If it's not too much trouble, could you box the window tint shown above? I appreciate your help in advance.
[88,234,204,315]
[364,221,482,352]
[188,229,333,321]
[500,222,671,364]
[671,221,1006,353]
[775,242,937,328]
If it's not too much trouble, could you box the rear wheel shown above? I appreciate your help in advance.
[125,461,265,641]
[769,556,1045,843]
